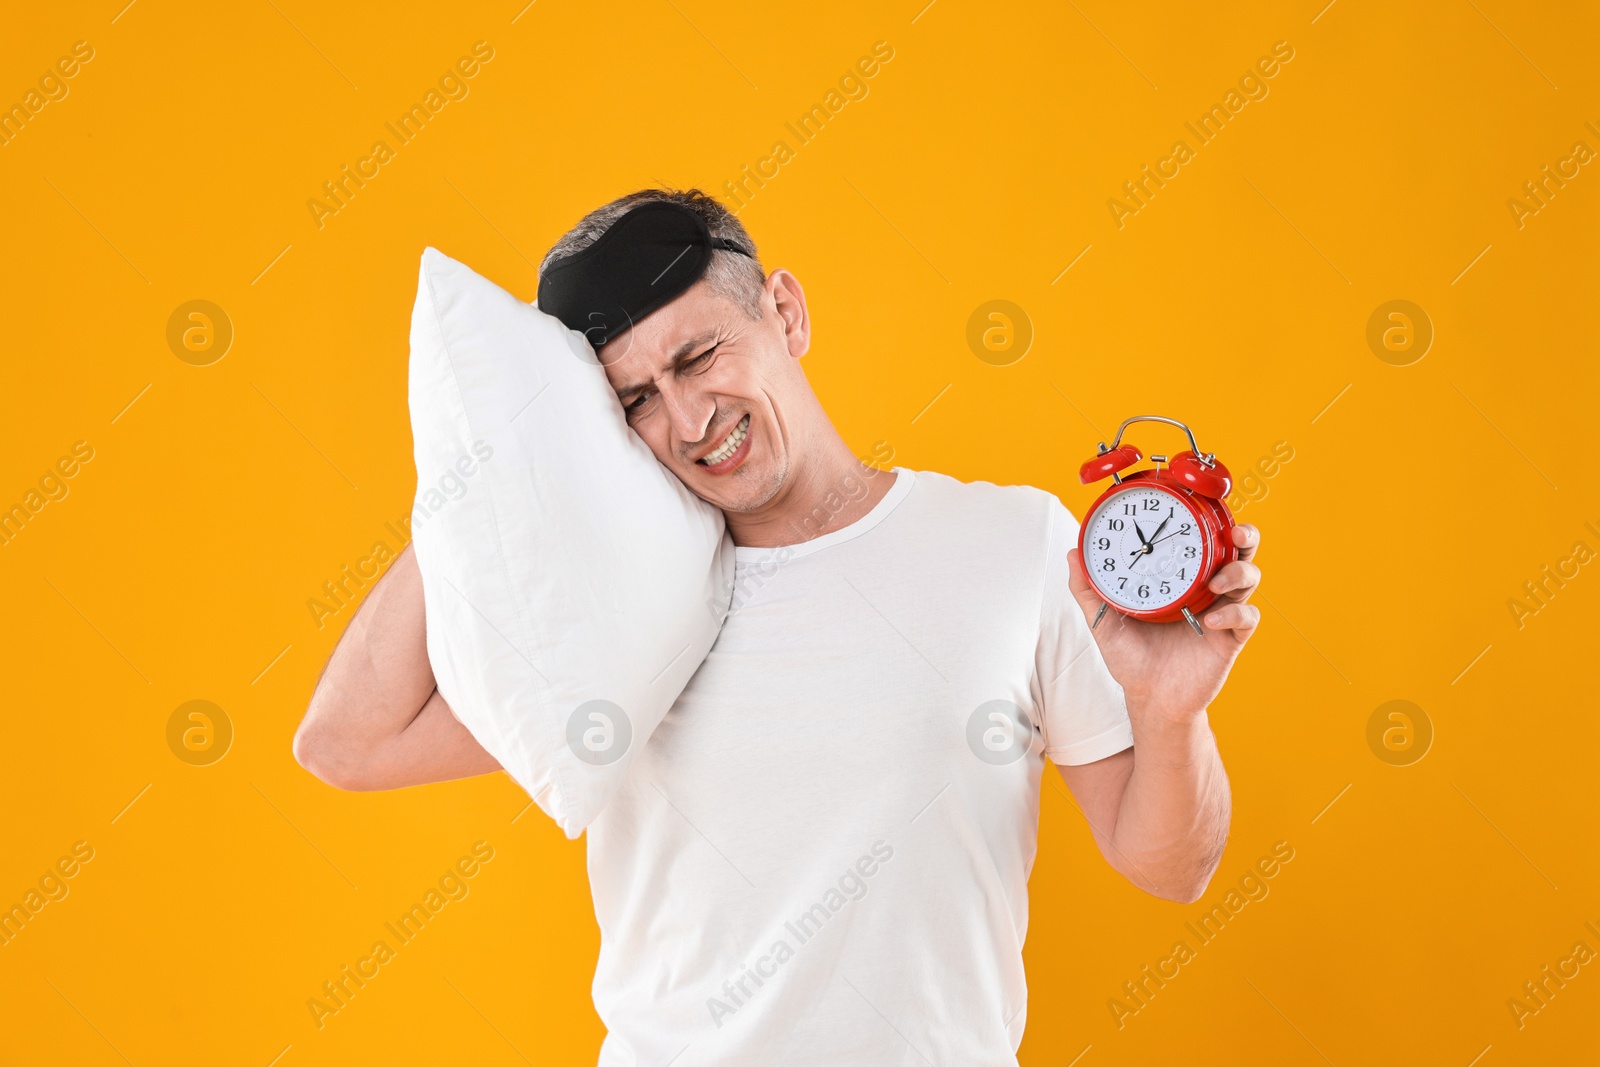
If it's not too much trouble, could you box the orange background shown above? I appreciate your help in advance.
[3,1,1597,1063]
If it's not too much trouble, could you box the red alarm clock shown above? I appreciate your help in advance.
[1077,415,1237,636]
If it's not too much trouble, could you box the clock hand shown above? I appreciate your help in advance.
[1130,518,1186,563]
[1127,515,1166,560]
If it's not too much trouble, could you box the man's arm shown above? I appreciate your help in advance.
[1056,716,1230,903]
[1056,523,1261,903]
[293,542,502,790]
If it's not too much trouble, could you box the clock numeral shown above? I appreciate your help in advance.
[1123,503,1136,515]
[1108,519,1125,531]
[1137,584,1150,598]
[1179,523,1192,535]
[1178,567,1187,581]
[1101,557,1115,571]
[1117,577,1127,591]
[1184,546,1197,558]
[1096,537,1110,550]
[1160,581,1170,595]
[1143,498,1160,511]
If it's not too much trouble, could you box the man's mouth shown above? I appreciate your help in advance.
[696,414,750,467]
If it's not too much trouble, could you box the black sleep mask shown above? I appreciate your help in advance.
[536,200,753,353]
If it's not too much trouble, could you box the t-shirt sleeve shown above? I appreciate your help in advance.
[1032,493,1136,765]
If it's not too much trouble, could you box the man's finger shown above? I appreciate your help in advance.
[1232,523,1260,562]
[1202,601,1260,640]
[1208,560,1261,603]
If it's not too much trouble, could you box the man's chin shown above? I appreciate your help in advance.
[684,458,784,514]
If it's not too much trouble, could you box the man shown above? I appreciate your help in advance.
[293,188,1262,1065]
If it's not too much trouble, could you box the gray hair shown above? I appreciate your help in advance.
[538,187,766,321]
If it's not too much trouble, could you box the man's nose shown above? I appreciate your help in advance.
[660,382,714,448]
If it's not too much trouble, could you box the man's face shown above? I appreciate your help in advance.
[601,270,810,514]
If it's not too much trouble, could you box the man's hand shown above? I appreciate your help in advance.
[1066,523,1262,721]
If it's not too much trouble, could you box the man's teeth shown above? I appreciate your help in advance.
[699,415,750,465]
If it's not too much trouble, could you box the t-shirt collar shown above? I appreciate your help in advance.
[733,467,913,565]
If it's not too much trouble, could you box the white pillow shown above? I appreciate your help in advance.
[407,247,735,838]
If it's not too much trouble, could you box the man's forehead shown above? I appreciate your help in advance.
[602,284,735,392]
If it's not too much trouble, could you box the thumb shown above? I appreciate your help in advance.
[1065,548,1106,625]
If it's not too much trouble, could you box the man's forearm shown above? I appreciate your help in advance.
[294,543,499,788]
[339,685,503,790]
[1108,706,1231,903]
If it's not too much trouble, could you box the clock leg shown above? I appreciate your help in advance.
[1091,602,1108,631]
[1181,606,1205,636]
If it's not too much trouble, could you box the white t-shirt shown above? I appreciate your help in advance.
[585,467,1135,1066]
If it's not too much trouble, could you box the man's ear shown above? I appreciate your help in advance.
[768,269,810,359]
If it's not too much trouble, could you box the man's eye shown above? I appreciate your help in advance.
[625,392,651,415]
[687,344,719,368]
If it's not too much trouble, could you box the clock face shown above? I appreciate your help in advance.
[1083,485,1208,613]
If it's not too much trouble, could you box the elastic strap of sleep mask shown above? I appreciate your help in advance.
[536,200,753,353]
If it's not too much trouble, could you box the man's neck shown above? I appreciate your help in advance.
[724,439,897,549]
